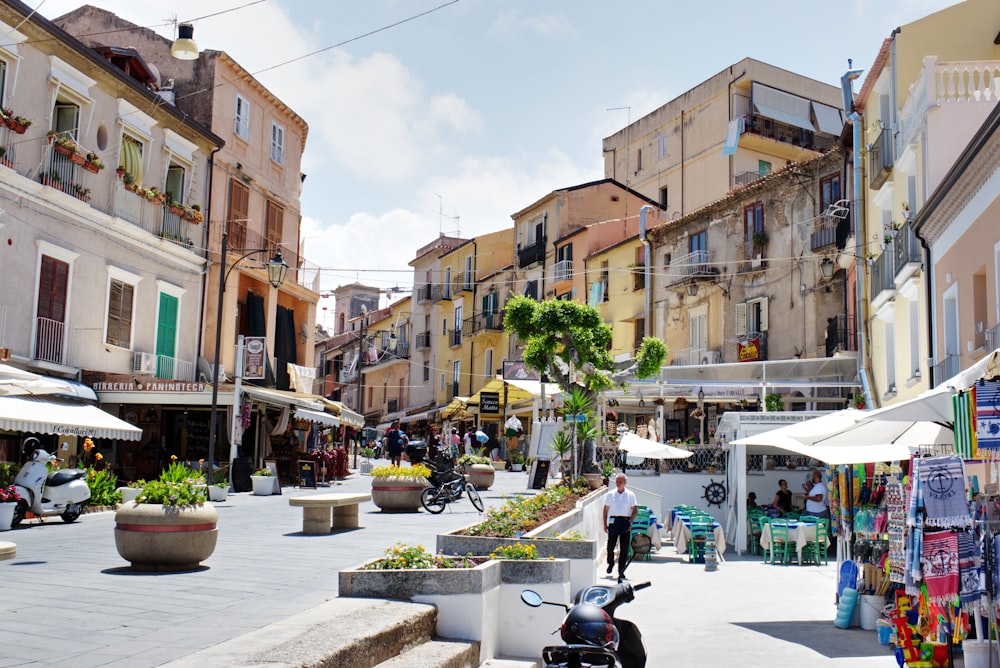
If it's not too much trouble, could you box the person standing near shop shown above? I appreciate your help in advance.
[603,472,638,583]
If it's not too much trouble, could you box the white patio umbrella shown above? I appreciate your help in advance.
[618,432,693,459]
[0,363,75,396]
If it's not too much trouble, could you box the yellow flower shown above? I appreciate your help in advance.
[95,453,103,461]
[171,455,178,461]
[83,438,94,452]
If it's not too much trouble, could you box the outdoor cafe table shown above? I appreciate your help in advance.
[671,515,726,555]
[759,520,819,564]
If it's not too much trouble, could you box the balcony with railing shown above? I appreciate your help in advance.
[987,323,1000,353]
[664,250,717,288]
[208,219,305,287]
[34,316,65,364]
[931,354,960,387]
[741,113,837,153]
[415,330,431,350]
[892,220,922,284]
[41,136,103,206]
[449,328,462,348]
[823,314,855,356]
[432,284,448,302]
[453,272,473,293]
[0,124,22,169]
[868,127,894,190]
[550,259,573,290]
[734,171,765,188]
[463,310,506,337]
[416,285,432,302]
[869,248,896,310]
[517,237,546,268]
[900,58,1000,149]
[154,355,194,381]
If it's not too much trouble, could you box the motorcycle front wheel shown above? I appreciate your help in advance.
[465,483,484,512]
[420,487,446,514]
[61,503,83,523]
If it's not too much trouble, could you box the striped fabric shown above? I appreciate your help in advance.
[954,388,977,459]
[976,381,1000,457]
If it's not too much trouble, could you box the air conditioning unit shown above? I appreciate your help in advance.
[701,350,721,365]
[132,351,156,375]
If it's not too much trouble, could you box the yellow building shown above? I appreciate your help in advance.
[856,0,1000,404]
[586,233,654,362]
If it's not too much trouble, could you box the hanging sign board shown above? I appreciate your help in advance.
[738,336,762,362]
[243,337,267,379]
[480,391,500,414]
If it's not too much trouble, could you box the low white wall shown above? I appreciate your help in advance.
[497,579,570,658]
[413,588,499,663]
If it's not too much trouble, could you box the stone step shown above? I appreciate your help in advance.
[375,639,481,668]
[162,597,437,667]
[479,658,540,667]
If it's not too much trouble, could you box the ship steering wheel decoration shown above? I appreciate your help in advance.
[703,478,727,508]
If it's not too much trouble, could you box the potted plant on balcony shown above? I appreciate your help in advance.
[83,152,104,174]
[752,231,769,249]
[2,109,31,134]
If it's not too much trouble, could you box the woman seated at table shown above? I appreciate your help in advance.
[771,479,793,515]
[747,491,760,508]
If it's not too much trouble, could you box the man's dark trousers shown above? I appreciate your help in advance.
[607,517,631,576]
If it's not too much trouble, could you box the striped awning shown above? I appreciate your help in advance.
[0,395,142,440]
[119,135,143,184]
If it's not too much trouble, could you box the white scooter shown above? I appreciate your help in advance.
[12,439,90,526]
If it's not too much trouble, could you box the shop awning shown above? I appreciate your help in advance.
[0,395,142,440]
[0,363,97,400]
[241,385,324,411]
[324,400,364,428]
[441,396,471,420]
[401,403,449,424]
[293,407,340,427]
[467,377,562,410]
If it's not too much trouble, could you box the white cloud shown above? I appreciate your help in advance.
[427,93,483,135]
[492,10,573,35]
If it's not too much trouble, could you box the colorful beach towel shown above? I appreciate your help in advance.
[977,381,1000,457]
[919,455,971,528]
[957,531,981,606]
[921,530,959,604]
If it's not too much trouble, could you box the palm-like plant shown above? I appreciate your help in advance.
[561,387,596,479]
[550,430,574,479]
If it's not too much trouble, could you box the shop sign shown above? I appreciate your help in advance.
[738,336,762,362]
[480,391,500,414]
[503,361,540,381]
[243,337,266,380]
[90,376,206,392]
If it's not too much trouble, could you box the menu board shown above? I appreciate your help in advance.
[297,460,317,488]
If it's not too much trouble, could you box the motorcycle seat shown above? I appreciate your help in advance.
[48,469,86,486]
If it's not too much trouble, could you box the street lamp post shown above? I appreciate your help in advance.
[697,387,705,446]
[207,232,288,488]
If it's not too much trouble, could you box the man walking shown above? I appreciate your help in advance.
[603,473,637,583]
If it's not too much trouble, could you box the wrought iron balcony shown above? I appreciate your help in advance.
[34,316,64,364]
[463,310,506,337]
[892,220,922,283]
[868,127,894,190]
[931,354,960,387]
[453,272,474,293]
[416,285,432,302]
[551,259,573,285]
[517,237,546,268]
[823,314,855,356]
[449,328,462,348]
[742,113,837,152]
[869,248,896,307]
[415,330,431,350]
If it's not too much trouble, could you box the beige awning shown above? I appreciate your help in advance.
[0,395,142,440]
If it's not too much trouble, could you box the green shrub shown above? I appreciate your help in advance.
[137,480,206,506]
[84,467,120,506]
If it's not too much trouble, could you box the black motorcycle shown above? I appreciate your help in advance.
[521,581,650,668]
[420,455,484,514]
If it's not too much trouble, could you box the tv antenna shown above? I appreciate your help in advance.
[434,193,461,237]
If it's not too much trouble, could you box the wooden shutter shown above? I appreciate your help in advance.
[107,279,134,347]
[37,255,68,322]
[227,179,250,247]
[265,199,284,251]
[759,297,769,332]
[155,293,178,358]
[735,302,747,337]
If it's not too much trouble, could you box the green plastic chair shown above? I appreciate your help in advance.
[748,511,764,556]
[756,516,772,562]
[688,522,713,564]
[801,518,830,565]
[767,519,792,565]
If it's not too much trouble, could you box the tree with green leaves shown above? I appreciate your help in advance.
[503,295,668,474]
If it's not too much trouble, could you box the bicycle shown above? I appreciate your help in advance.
[420,457,484,514]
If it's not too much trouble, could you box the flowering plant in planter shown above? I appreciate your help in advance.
[489,542,539,560]
[252,468,274,477]
[136,480,206,505]
[457,454,490,467]
[0,484,21,503]
[362,543,483,570]
[370,464,431,479]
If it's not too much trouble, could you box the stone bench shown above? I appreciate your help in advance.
[288,493,371,534]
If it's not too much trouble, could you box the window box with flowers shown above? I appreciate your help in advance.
[114,456,216,571]
[1,108,31,134]
[82,152,104,174]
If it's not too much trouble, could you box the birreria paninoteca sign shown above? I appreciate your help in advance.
[91,379,207,392]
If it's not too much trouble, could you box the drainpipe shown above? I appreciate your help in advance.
[842,67,874,409]
[914,227,935,384]
[639,205,653,338]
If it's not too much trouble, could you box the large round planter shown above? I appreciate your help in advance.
[251,475,274,496]
[0,502,14,531]
[371,477,428,512]
[114,502,219,571]
[467,464,495,491]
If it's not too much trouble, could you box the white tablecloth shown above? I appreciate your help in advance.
[759,522,819,564]
[672,518,726,555]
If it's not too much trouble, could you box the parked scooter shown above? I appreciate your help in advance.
[12,438,90,526]
[521,580,650,668]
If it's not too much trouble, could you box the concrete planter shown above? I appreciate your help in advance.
[371,477,429,512]
[114,502,218,571]
[118,486,142,503]
[466,464,495,490]
[497,559,571,659]
[251,475,274,496]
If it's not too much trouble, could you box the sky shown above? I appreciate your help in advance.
[38,0,962,326]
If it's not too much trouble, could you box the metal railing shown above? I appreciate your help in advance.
[453,272,473,292]
[34,316,64,364]
[986,323,1000,353]
[869,249,895,304]
[415,330,431,350]
[824,314,855,356]
[666,250,715,284]
[0,125,19,167]
[450,328,462,347]
[810,224,837,251]
[931,355,960,386]
[551,259,573,283]
[734,171,764,188]
[892,221,921,280]
[416,285,432,302]
[868,127,894,190]
[155,355,194,381]
[463,310,506,337]
[517,238,546,268]
[742,113,837,152]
